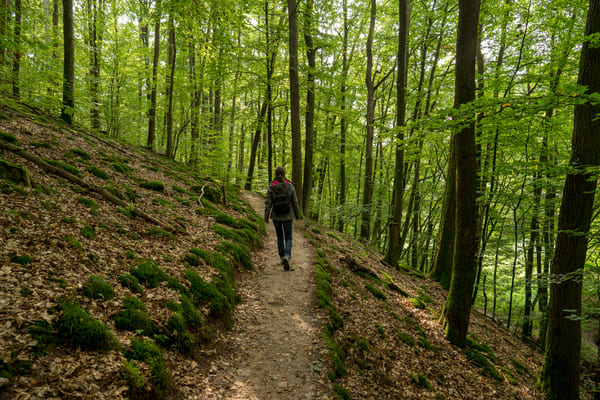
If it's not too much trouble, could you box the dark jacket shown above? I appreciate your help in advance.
[265,179,299,221]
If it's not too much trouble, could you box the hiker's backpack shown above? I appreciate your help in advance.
[273,188,290,214]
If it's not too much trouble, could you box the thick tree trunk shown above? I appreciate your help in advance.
[540,1,600,398]
[302,0,315,217]
[61,0,75,124]
[441,0,480,348]
[287,0,303,211]
[385,0,409,266]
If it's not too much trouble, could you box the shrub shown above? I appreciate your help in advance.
[126,338,172,396]
[130,259,168,288]
[118,274,144,294]
[83,275,115,300]
[114,296,156,335]
[54,300,118,351]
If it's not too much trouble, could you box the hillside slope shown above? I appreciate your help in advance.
[0,103,580,399]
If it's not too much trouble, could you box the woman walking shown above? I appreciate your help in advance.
[264,166,299,270]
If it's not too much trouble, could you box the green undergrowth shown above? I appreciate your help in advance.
[130,259,168,288]
[119,273,144,294]
[465,348,503,382]
[83,275,115,300]
[114,296,156,336]
[185,268,234,325]
[409,372,433,390]
[164,294,211,353]
[125,338,172,399]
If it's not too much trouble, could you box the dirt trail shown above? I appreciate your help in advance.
[194,191,329,399]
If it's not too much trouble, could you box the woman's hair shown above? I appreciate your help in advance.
[275,166,286,182]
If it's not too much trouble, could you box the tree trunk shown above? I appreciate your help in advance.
[441,0,480,348]
[337,0,349,233]
[360,0,377,241]
[540,1,600,398]
[147,0,161,150]
[165,12,176,159]
[61,0,75,124]
[287,0,303,212]
[12,0,21,98]
[245,95,268,191]
[302,0,316,217]
[522,169,541,339]
[87,0,102,130]
[385,0,409,266]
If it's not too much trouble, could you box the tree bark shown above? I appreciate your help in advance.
[287,0,303,212]
[165,12,176,159]
[441,0,480,348]
[61,0,75,124]
[302,0,316,217]
[147,0,161,150]
[12,0,21,98]
[540,1,600,397]
[337,0,349,233]
[385,0,409,266]
[360,0,377,241]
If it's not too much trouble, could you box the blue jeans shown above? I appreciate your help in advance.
[273,219,293,258]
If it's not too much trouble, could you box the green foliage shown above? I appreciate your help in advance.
[28,320,56,356]
[44,159,81,176]
[333,384,352,400]
[184,252,201,266]
[130,259,168,288]
[53,300,118,351]
[114,296,156,335]
[327,231,342,241]
[465,348,502,382]
[498,365,518,385]
[87,166,109,179]
[76,196,98,209]
[118,205,135,218]
[365,283,387,301]
[410,297,426,309]
[323,326,347,380]
[466,335,497,362]
[0,131,18,143]
[110,162,131,174]
[20,286,33,297]
[185,268,232,323]
[122,360,146,395]
[125,250,136,259]
[510,358,532,376]
[409,372,433,390]
[139,180,164,192]
[64,236,83,251]
[146,227,173,238]
[10,254,31,266]
[396,330,415,347]
[80,224,96,239]
[375,324,385,339]
[118,273,144,294]
[83,275,115,300]
[68,148,91,160]
[126,338,172,396]
[215,240,252,270]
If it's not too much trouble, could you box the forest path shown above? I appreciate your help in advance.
[194,191,329,399]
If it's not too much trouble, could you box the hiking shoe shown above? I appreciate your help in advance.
[282,256,290,270]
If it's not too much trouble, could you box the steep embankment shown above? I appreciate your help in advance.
[0,103,576,400]
[0,104,273,399]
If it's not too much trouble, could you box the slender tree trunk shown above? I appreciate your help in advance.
[245,95,268,191]
[87,0,102,130]
[165,13,176,159]
[265,1,273,182]
[302,0,316,217]
[147,0,161,149]
[12,0,21,98]
[61,0,75,124]
[337,0,349,232]
[361,0,377,241]
[430,136,456,288]
[385,0,409,265]
[441,0,480,348]
[287,0,303,211]
[522,169,541,339]
[540,1,600,397]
